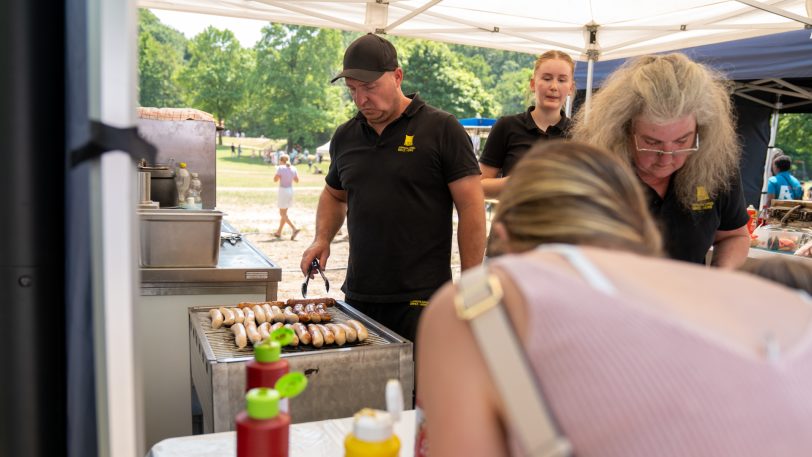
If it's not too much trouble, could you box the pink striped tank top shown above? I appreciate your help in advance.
[493,245,812,457]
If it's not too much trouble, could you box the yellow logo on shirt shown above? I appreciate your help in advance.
[397,135,416,153]
[691,185,714,211]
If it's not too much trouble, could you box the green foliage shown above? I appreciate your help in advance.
[776,113,812,180]
[137,9,186,107]
[251,24,346,152]
[493,67,533,116]
[178,26,248,131]
[400,40,496,118]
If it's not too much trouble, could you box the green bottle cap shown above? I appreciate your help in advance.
[254,340,281,363]
[275,372,308,399]
[270,326,295,347]
[245,388,279,420]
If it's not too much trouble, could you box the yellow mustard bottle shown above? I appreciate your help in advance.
[344,408,400,457]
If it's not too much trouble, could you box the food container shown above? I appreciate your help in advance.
[138,209,223,267]
[751,225,812,252]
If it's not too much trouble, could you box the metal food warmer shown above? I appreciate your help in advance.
[189,301,414,434]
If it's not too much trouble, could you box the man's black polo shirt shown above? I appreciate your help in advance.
[479,107,571,176]
[326,94,480,302]
[645,173,749,264]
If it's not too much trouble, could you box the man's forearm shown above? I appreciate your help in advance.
[314,188,347,244]
[457,206,486,270]
[712,234,750,269]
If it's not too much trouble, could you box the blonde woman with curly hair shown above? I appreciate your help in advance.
[417,140,812,457]
[571,53,749,268]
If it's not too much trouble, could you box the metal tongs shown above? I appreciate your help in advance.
[302,258,330,298]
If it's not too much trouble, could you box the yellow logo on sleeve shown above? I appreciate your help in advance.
[691,185,714,211]
[397,135,416,153]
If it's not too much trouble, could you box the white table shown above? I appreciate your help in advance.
[146,410,416,457]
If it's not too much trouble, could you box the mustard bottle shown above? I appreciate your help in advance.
[344,408,400,457]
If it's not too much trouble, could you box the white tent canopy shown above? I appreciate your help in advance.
[140,0,811,61]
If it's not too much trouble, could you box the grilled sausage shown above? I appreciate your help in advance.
[258,322,271,341]
[261,303,274,322]
[292,323,312,345]
[270,305,286,323]
[307,324,324,348]
[270,322,285,332]
[245,320,262,345]
[287,297,336,307]
[338,323,357,343]
[219,307,235,326]
[316,324,335,345]
[231,323,248,349]
[326,323,346,346]
[292,304,310,323]
[305,304,321,323]
[315,303,331,322]
[284,324,299,346]
[282,307,299,324]
[209,308,224,329]
[232,307,245,324]
[252,305,267,324]
[243,307,255,325]
[346,320,368,342]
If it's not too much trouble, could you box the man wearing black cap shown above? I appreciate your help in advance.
[300,34,486,342]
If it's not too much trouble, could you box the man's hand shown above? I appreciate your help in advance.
[301,241,331,278]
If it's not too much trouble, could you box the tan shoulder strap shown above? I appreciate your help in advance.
[456,265,572,457]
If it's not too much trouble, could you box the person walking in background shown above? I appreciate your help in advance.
[571,53,750,268]
[273,153,301,241]
[301,33,485,342]
[479,50,575,198]
[767,154,803,204]
[418,140,812,457]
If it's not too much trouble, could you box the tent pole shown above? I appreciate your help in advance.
[758,107,783,210]
[768,108,780,147]
[585,57,595,120]
[583,24,600,122]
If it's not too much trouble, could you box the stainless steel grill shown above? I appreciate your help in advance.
[189,301,414,433]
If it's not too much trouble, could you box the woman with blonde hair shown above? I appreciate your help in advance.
[417,140,812,457]
[571,53,750,268]
[479,50,575,198]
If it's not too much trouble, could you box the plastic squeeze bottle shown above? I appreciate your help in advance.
[246,327,295,411]
[344,380,403,457]
[236,372,308,457]
[175,162,191,206]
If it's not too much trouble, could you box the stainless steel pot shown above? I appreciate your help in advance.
[139,164,178,208]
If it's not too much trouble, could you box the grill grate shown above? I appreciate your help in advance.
[192,306,391,361]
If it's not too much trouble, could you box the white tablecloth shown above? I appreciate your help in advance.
[146,410,416,457]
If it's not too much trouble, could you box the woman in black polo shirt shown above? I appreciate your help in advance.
[479,50,575,198]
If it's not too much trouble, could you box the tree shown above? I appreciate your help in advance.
[178,26,248,144]
[252,24,347,152]
[776,113,812,180]
[137,9,186,107]
[492,66,533,116]
[400,40,495,118]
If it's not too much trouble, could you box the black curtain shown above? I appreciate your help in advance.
[0,0,68,457]
[734,96,773,207]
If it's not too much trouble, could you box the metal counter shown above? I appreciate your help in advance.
[137,221,283,451]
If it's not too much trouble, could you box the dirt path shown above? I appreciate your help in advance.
[223,190,466,302]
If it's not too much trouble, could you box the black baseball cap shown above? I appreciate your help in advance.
[330,33,399,83]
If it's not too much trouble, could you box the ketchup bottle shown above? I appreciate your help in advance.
[246,339,289,392]
[236,372,308,457]
[236,388,290,457]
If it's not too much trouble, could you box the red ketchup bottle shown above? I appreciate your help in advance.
[246,339,289,392]
[236,388,290,457]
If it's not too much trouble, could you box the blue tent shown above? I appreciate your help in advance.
[459,117,497,128]
[574,29,812,89]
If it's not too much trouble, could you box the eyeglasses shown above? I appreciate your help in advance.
[633,132,700,158]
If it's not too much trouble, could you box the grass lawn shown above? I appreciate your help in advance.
[216,145,330,188]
